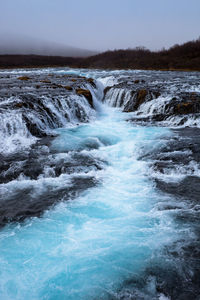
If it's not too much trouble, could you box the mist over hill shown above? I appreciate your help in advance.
[0,38,200,71]
[0,35,98,57]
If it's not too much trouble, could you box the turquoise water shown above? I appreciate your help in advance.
[0,102,176,299]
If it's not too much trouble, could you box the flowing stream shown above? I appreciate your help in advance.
[0,69,199,300]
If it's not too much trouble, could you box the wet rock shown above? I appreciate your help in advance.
[76,88,94,108]
[0,147,103,227]
[64,85,73,91]
[123,89,160,112]
[87,77,96,87]
[23,114,47,137]
[40,79,51,83]
[175,101,200,115]
[18,76,30,81]
[0,176,97,227]
[155,176,200,202]
[103,86,112,97]
[135,89,148,109]
[144,128,200,204]
[14,102,24,108]
[51,83,63,88]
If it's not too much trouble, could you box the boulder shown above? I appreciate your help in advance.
[175,102,200,115]
[18,76,30,81]
[64,86,73,91]
[123,89,160,112]
[23,115,47,137]
[14,103,23,108]
[40,80,51,83]
[135,89,148,109]
[103,86,112,96]
[76,88,94,108]
[87,78,96,87]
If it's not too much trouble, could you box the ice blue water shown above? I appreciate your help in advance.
[0,101,177,299]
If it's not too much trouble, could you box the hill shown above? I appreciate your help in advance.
[80,39,200,70]
[0,35,98,57]
[0,39,200,71]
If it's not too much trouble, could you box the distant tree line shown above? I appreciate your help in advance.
[0,38,200,71]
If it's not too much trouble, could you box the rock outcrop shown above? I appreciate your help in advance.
[76,88,94,108]
[0,73,96,140]
[123,89,160,112]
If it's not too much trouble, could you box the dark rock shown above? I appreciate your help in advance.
[40,79,51,83]
[155,176,200,202]
[18,76,30,81]
[135,89,148,109]
[103,86,112,97]
[163,92,200,116]
[52,83,63,88]
[64,85,73,91]
[23,115,47,137]
[87,77,96,87]
[76,88,94,108]
[14,102,23,108]
[123,89,160,112]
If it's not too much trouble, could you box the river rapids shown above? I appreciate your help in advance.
[0,68,200,300]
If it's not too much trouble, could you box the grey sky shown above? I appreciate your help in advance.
[1,0,200,52]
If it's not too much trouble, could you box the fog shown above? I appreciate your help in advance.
[0,0,200,56]
[0,34,97,57]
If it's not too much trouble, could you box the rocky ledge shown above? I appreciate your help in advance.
[103,73,200,126]
[0,72,96,138]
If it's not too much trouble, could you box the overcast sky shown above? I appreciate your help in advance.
[1,0,200,52]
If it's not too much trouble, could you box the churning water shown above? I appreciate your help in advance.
[0,68,199,299]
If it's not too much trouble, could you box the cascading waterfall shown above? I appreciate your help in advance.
[0,87,96,153]
[0,68,199,300]
[103,71,200,127]
[0,110,35,153]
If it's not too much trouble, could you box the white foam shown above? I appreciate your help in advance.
[0,103,183,299]
[0,111,36,153]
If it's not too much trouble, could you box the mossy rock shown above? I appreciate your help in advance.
[18,76,30,81]
[87,78,96,87]
[51,83,63,88]
[76,88,93,108]
[134,89,148,109]
[175,103,194,114]
[64,86,73,91]
[40,80,51,83]
[103,86,112,96]
[173,92,200,114]
[14,102,34,110]
[15,103,23,108]
[124,89,160,112]
[124,89,147,112]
